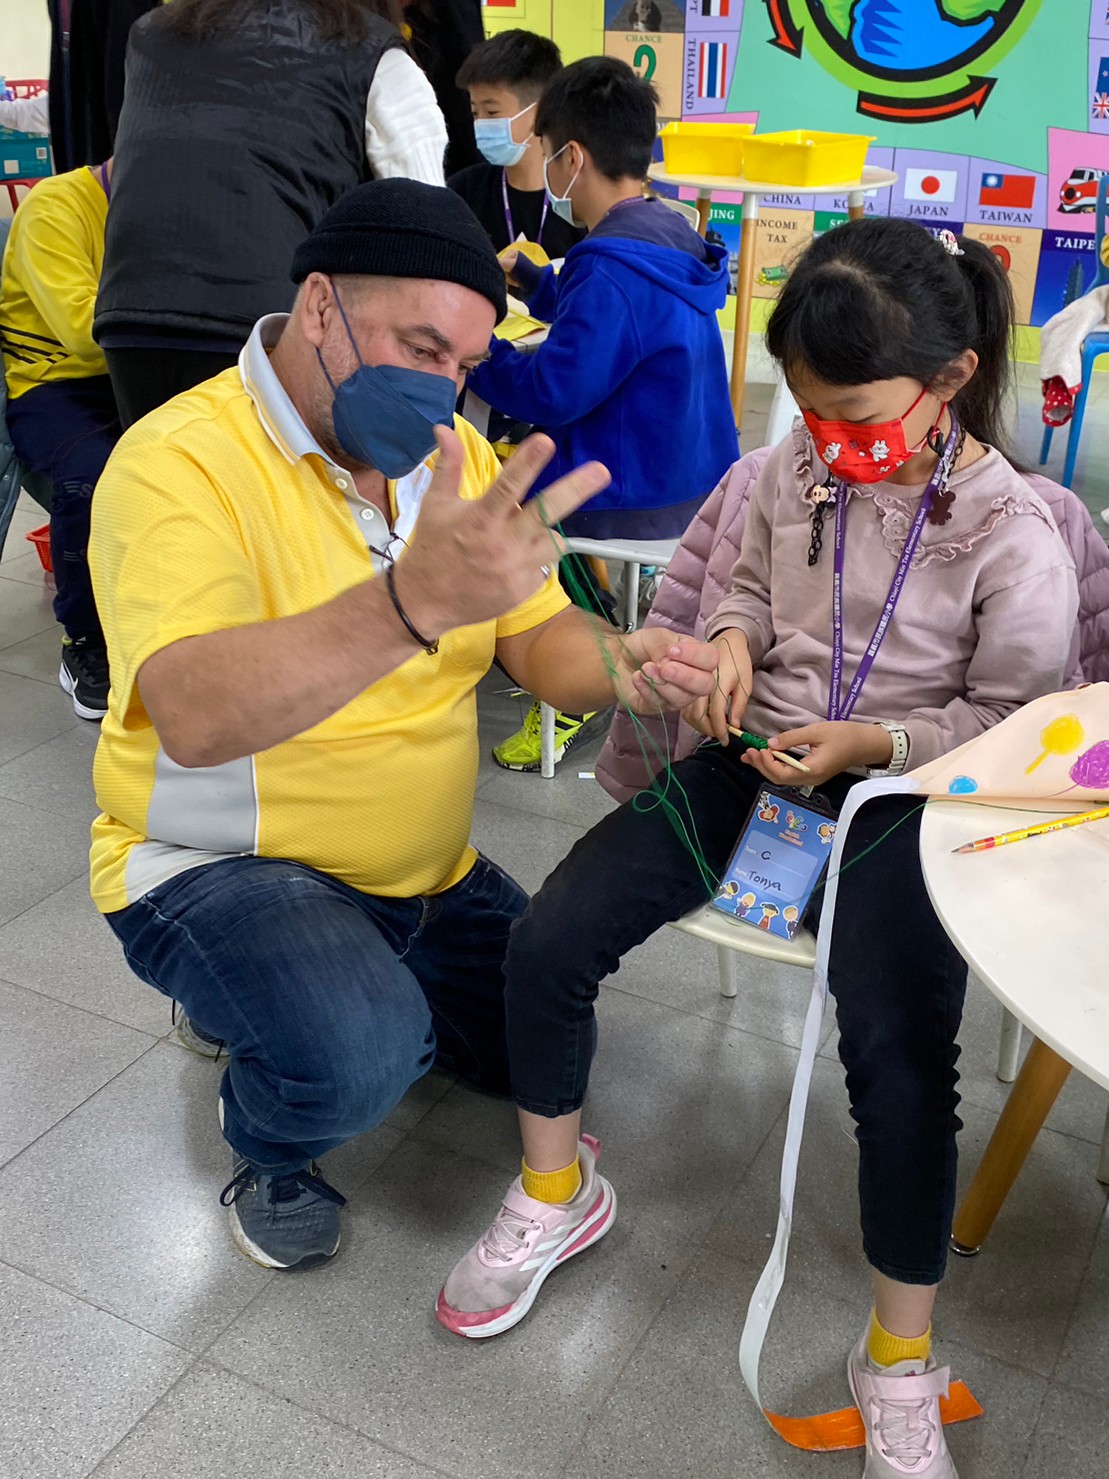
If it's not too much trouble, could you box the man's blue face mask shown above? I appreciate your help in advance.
[316,284,458,479]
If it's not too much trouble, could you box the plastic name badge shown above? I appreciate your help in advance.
[712,787,837,939]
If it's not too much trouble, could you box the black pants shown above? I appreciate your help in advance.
[104,347,241,429]
[6,376,120,642]
[504,741,968,1285]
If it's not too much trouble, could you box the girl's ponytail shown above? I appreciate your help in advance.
[949,235,1015,456]
[766,216,1016,457]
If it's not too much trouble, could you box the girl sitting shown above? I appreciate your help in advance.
[438,217,1080,1479]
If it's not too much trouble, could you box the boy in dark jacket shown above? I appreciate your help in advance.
[468,56,737,771]
[450,29,585,262]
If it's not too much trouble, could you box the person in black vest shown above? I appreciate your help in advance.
[94,0,449,427]
[47,0,160,173]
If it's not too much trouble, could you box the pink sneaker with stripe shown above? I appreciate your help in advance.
[436,1134,616,1338]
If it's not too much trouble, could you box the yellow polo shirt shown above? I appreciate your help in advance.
[88,315,568,914]
[0,165,109,400]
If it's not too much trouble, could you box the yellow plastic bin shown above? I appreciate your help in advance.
[659,122,754,178]
[742,130,874,188]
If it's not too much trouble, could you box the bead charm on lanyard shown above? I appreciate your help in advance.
[502,169,548,249]
[827,414,961,724]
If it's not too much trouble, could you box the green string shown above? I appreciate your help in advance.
[541,514,749,898]
[536,513,923,905]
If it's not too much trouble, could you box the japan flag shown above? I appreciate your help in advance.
[904,167,959,203]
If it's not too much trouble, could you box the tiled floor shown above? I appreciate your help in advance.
[1,378,1108,1478]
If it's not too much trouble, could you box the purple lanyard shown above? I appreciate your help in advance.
[827,416,959,723]
[98,162,111,202]
[502,168,547,250]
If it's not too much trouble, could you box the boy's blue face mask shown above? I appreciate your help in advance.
[544,142,582,226]
[316,285,458,479]
[473,104,534,168]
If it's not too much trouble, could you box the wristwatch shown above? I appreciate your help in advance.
[867,722,911,778]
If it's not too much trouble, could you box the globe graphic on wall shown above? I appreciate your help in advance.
[809,0,1031,84]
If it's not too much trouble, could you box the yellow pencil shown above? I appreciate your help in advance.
[953,804,1109,855]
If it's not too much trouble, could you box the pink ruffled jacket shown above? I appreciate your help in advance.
[597,435,1109,803]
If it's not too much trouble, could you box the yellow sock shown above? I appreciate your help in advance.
[521,1155,581,1204]
[867,1310,932,1368]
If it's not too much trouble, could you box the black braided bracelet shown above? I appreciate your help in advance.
[385,563,439,655]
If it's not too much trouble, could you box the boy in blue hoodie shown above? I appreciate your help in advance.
[468,56,738,772]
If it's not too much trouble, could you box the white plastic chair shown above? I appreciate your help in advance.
[656,195,701,229]
[670,900,817,993]
[538,535,681,778]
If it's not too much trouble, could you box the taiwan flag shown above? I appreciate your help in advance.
[979,172,1035,209]
[701,0,730,13]
[698,41,729,98]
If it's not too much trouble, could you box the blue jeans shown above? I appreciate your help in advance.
[504,742,968,1285]
[105,854,526,1173]
[6,376,120,642]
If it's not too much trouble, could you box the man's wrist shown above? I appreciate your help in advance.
[385,562,443,652]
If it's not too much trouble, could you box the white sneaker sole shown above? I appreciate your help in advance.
[58,660,107,721]
[226,1203,341,1271]
[218,1102,342,1272]
[436,1176,617,1338]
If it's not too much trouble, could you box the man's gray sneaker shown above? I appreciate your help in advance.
[220,1161,347,1269]
[172,1003,225,1060]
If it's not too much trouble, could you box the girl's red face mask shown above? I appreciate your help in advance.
[801,386,940,484]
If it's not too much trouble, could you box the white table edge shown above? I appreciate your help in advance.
[920,798,1109,1094]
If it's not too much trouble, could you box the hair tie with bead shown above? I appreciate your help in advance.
[937,228,964,258]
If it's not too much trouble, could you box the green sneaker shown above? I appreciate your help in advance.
[492,699,602,773]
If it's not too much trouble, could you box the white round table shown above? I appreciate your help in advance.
[920,798,1109,1251]
[645,163,898,427]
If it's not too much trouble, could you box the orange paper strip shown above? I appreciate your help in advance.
[764,1382,983,1453]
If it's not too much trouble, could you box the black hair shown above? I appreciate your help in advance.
[455,29,563,102]
[162,0,402,43]
[534,56,658,182]
[766,216,1015,454]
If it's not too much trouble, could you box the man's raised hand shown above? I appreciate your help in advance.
[391,428,610,640]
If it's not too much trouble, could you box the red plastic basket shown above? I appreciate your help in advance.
[5,79,49,99]
[25,523,52,572]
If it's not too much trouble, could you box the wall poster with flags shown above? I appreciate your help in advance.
[490,0,1082,338]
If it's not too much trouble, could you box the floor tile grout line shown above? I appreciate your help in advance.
[0,789,93,823]
[600,973,822,1059]
[198,1352,480,1479]
[0,785,99,822]
[0,861,103,932]
[0,664,60,689]
[0,972,166,1049]
[0,1035,163,1181]
[0,970,172,1041]
[1044,1195,1109,1388]
[0,719,81,766]
[0,626,57,656]
[0,1251,199,1359]
[83,1357,213,1479]
[1014,1384,1054,1479]
[556,1086,802,1472]
[558,1234,712,1476]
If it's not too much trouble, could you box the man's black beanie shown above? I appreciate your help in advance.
[291,179,507,322]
